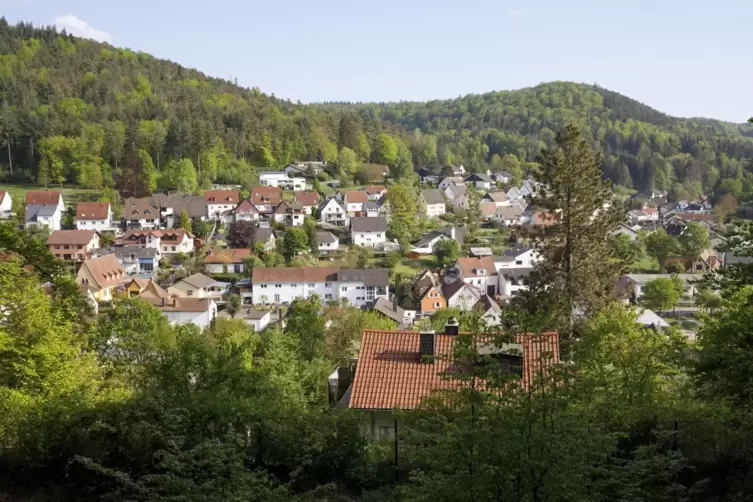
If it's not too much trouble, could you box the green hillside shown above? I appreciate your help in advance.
[0,19,752,202]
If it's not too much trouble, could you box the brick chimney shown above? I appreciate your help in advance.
[445,316,459,336]
[419,330,435,360]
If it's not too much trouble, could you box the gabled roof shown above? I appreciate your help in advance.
[253,266,339,283]
[180,273,218,289]
[151,193,206,218]
[421,189,445,205]
[495,205,523,220]
[484,191,509,203]
[478,202,498,218]
[349,329,560,410]
[147,297,215,313]
[363,185,387,195]
[456,257,498,278]
[499,244,532,260]
[465,173,493,183]
[234,199,259,214]
[337,268,389,286]
[76,202,110,220]
[369,297,408,324]
[318,198,346,214]
[250,186,282,206]
[122,228,193,243]
[81,255,127,289]
[443,280,482,303]
[342,190,368,204]
[47,230,98,245]
[25,191,62,206]
[351,216,387,233]
[129,278,169,299]
[113,247,158,260]
[294,191,319,206]
[204,248,251,264]
[123,198,160,219]
[273,200,305,214]
[204,190,240,203]
[316,231,338,244]
[253,227,275,244]
[25,204,60,221]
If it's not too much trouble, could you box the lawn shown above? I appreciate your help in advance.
[394,256,437,276]
[0,184,103,206]
[630,256,660,273]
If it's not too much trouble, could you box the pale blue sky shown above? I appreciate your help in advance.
[2,0,751,122]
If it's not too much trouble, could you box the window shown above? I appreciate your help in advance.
[378,425,395,440]
[342,287,348,292]
[357,296,364,300]
[171,246,176,251]
[325,282,332,288]
[429,290,438,298]
[141,262,154,272]
[434,302,441,308]
[187,290,193,296]
[64,245,70,249]
[274,294,280,303]
[308,283,315,287]
[290,283,297,287]
[357,286,364,290]
[260,284,267,288]
[325,294,333,300]
[366,286,376,301]
[55,245,60,249]
[376,233,382,238]
[275,284,282,288]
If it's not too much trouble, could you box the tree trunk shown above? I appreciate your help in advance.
[7,135,12,174]
[29,136,33,170]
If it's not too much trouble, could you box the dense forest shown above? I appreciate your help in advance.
[1,20,753,202]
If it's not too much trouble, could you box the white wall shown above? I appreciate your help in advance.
[318,240,340,253]
[425,203,446,218]
[494,250,539,271]
[161,236,194,255]
[163,306,216,328]
[447,286,479,310]
[252,280,387,307]
[207,203,235,218]
[206,263,245,274]
[338,282,389,307]
[76,217,113,231]
[248,313,271,332]
[352,231,386,248]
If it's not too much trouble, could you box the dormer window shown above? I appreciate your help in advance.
[476,269,486,275]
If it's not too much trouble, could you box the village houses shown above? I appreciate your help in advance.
[47,230,100,261]
[351,217,387,249]
[204,190,240,219]
[418,189,446,218]
[75,202,114,231]
[25,191,64,231]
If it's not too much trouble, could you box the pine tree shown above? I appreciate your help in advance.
[177,209,192,233]
[525,124,625,349]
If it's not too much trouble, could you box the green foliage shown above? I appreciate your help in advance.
[373,133,398,166]
[225,293,242,318]
[282,227,308,262]
[679,221,710,259]
[645,228,679,271]
[167,158,198,194]
[386,184,417,244]
[640,277,681,312]
[191,217,210,239]
[433,238,459,268]
[176,209,192,233]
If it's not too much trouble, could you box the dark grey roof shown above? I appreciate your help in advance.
[245,309,270,320]
[465,173,493,183]
[499,267,534,279]
[316,231,338,243]
[113,247,159,259]
[502,244,531,258]
[26,204,59,221]
[479,295,501,314]
[439,226,466,246]
[369,297,406,323]
[442,280,482,301]
[351,217,387,233]
[421,189,445,205]
[337,268,389,286]
[151,193,206,218]
[253,227,275,243]
[363,201,380,210]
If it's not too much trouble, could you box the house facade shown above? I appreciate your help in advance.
[75,202,113,231]
[251,267,389,307]
[250,186,282,215]
[273,201,306,227]
[205,248,251,274]
[204,190,240,219]
[0,191,11,219]
[318,198,350,226]
[464,173,493,190]
[123,198,162,229]
[419,189,446,218]
[168,273,229,300]
[25,197,63,231]
[47,230,100,261]
[148,297,218,328]
[113,248,159,275]
[338,190,368,216]
[233,199,260,223]
[259,172,305,190]
[351,217,387,248]
[450,256,499,296]
[317,231,340,254]
[121,229,195,255]
[77,254,129,302]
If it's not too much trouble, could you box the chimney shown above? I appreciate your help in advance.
[445,316,459,337]
[419,330,435,359]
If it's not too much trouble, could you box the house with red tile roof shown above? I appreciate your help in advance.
[250,186,282,214]
[47,230,100,261]
[362,186,387,201]
[345,325,559,438]
[120,229,195,255]
[204,190,240,218]
[294,191,320,212]
[337,190,369,215]
[75,202,113,231]
[449,256,499,296]
[77,254,129,302]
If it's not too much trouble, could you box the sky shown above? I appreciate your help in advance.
[1,0,751,122]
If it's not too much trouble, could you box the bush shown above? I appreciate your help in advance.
[665,261,685,274]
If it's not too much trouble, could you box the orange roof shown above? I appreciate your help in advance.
[81,255,127,289]
[342,190,368,204]
[204,190,240,203]
[204,248,251,264]
[643,207,657,215]
[455,256,497,278]
[47,230,98,245]
[234,199,259,214]
[25,190,62,205]
[250,186,282,205]
[0,191,7,200]
[146,297,214,312]
[75,201,110,220]
[294,191,319,206]
[122,228,193,243]
[363,185,387,195]
[349,330,560,410]
[675,212,715,222]
[253,266,339,283]
[129,278,169,299]
[479,201,497,217]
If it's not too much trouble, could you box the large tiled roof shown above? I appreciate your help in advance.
[250,186,282,206]
[337,268,389,286]
[204,190,240,203]
[421,189,445,205]
[294,191,320,206]
[456,257,497,278]
[123,198,160,219]
[204,248,251,264]
[234,199,259,214]
[349,330,560,410]
[351,216,387,233]
[479,202,498,217]
[47,230,98,245]
[180,273,218,289]
[485,191,509,203]
[25,190,62,205]
[82,255,127,289]
[342,190,368,204]
[151,194,207,219]
[146,297,214,313]
[122,228,193,243]
[25,204,59,221]
[75,202,110,220]
[316,231,338,243]
[253,266,339,283]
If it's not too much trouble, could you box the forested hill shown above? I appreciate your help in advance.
[1,19,752,202]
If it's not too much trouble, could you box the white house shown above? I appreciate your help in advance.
[493,244,539,270]
[317,231,340,254]
[449,256,499,296]
[123,198,162,229]
[493,205,527,227]
[244,309,272,332]
[204,190,240,219]
[25,191,64,231]
[464,173,493,190]
[233,199,260,223]
[168,273,230,300]
[75,202,114,231]
[120,229,195,256]
[338,190,369,216]
[410,227,465,255]
[438,177,465,190]
[318,198,350,227]
[481,191,511,208]
[491,170,512,184]
[273,201,306,227]
[363,201,380,217]
[419,189,446,218]
[259,171,305,191]
[250,186,282,215]
[617,274,701,302]
[443,280,483,310]
[150,297,218,329]
[351,217,387,249]
[611,223,639,241]
[204,248,251,274]
[0,191,12,219]
[363,186,387,201]
[251,267,389,307]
